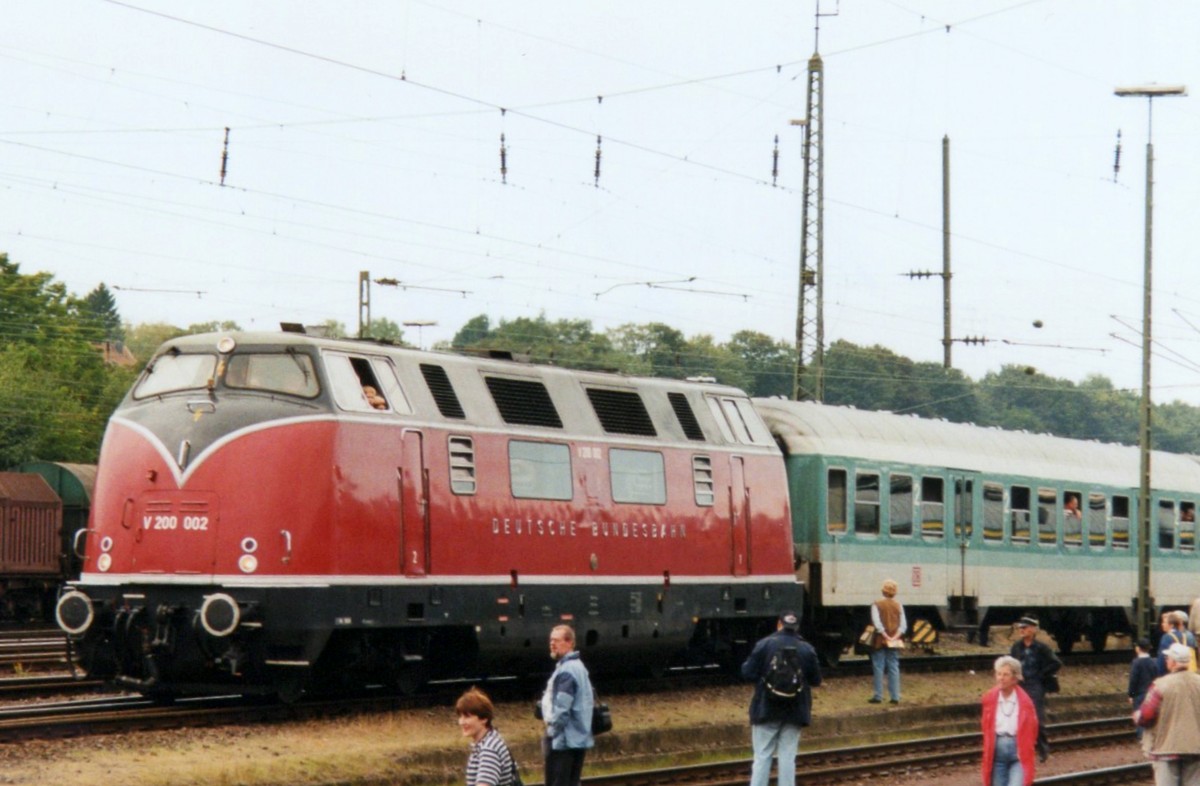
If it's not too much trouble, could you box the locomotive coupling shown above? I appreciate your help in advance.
[56,590,95,637]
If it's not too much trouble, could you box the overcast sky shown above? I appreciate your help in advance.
[3,1,1199,403]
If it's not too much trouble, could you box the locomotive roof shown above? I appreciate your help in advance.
[754,398,1200,491]
[165,330,750,396]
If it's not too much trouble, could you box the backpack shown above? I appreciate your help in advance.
[763,645,805,701]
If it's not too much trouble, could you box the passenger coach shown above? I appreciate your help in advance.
[756,399,1200,662]
[57,330,800,699]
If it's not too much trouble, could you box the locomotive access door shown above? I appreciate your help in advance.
[730,456,749,576]
[399,429,429,577]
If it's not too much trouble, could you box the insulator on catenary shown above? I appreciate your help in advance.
[219,127,230,186]
[1113,128,1122,183]
[500,133,508,184]
[772,135,780,186]
[594,135,602,187]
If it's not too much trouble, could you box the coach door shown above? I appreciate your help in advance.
[949,472,980,602]
[730,456,749,576]
[399,429,429,577]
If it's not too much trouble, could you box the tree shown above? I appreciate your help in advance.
[187,320,243,334]
[362,317,407,344]
[726,331,794,397]
[124,322,187,365]
[83,283,124,343]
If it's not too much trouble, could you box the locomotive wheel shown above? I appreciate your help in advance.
[1087,627,1108,653]
[395,663,430,696]
[273,675,307,705]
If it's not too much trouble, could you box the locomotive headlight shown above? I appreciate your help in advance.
[97,553,112,572]
[56,591,95,637]
[217,336,237,353]
[238,554,258,573]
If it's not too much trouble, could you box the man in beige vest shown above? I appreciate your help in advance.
[1135,642,1200,785]
[868,579,906,705]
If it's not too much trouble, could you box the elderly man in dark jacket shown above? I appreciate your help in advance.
[741,611,822,786]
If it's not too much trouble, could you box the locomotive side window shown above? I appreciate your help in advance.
[586,388,657,437]
[1036,488,1056,546]
[509,441,572,500]
[1088,493,1108,548]
[888,474,913,537]
[1180,502,1196,552]
[827,469,848,534]
[487,377,563,428]
[1111,495,1131,549]
[854,472,880,536]
[325,353,408,413]
[134,353,217,398]
[448,436,476,495]
[920,476,944,540]
[705,396,773,446]
[1158,499,1177,550]
[225,353,320,398]
[668,393,707,441]
[610,449,666,505]
[1011,486,1031,545]
[1063,491,1083,547]
[692,455,715,506]
[982,482,1004,542]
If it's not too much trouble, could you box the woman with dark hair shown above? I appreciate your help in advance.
[981,655,1038,786]
[457,687,518,786]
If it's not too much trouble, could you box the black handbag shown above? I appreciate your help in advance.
[591,700,613,735]
[1043,673,1060,694]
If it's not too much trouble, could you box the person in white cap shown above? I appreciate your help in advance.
[1135,642,1200,785]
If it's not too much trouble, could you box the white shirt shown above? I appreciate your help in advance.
[994,690,1019,736]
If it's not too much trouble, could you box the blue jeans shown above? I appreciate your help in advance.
[991,735,1024,786]
[749,721,802,786]
[870,647,901,701]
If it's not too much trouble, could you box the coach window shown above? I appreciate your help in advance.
[827,469,848,534]
[509,441,572,500]
[889,474,913,537]
[1111,495,1131,550]
[448,436,477,495]
[610,449,667,505]
[692,456,715,506]
[920,476,945,540]
[134,352,217,398]
[1159,499,1177,550]
[1181,502,1196,552]
[1087,493,1108,548]
[982,482,1004,543]
[855,472,881,536]
[1063,490,1083,547]
[1010,486,1032,545]
[1036,488,1056,546]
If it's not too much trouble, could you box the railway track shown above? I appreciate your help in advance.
[576,717,1144,786]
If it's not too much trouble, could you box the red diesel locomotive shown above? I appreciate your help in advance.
[55,330,800,699]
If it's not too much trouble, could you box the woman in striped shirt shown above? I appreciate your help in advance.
[457,688,518,786]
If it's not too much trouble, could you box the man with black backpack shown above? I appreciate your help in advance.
[741,611,822,786]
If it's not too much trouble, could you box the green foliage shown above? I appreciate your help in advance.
[187,320,243,334]
[83,283,124,342]
[124,322,187,365]
[361,317,407,344]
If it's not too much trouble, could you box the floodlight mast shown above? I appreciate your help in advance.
[1114,83,1186,643]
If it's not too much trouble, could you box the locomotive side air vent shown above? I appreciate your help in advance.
[419,364,466,419]
[585,388,657,437]
[484,377,562,428]
[668,392,706,441]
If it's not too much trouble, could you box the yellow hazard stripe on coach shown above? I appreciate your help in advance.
[910,618,937,644]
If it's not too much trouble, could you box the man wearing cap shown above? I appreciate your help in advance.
[1010,616,1061,763]
[1135,642,1200,785]
[868,578,907,705]
[741,611,822,786]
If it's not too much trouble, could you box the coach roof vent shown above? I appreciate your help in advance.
[420,363,466,419]
[668,392,706,441]
[485,376,562,428]
[586,388,657,437]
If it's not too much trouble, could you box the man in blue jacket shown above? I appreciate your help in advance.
[741,611,822,786]
[540,624,594,786]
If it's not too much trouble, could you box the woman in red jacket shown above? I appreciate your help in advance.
[981,655,1038,786]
